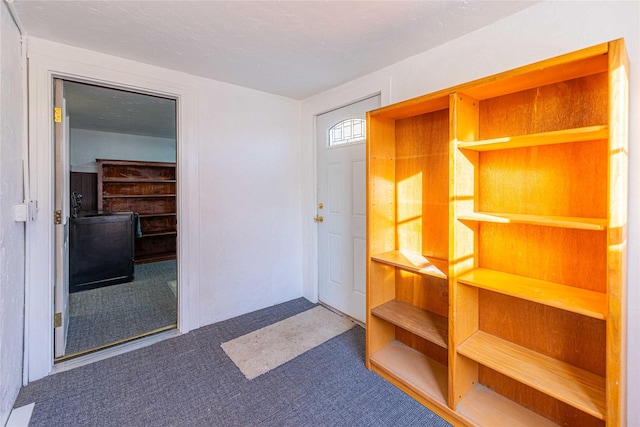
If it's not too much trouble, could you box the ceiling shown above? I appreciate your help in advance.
[11,1,536,137]
[64,81,177,139]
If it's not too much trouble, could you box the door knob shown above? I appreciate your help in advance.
[314,215,324,223]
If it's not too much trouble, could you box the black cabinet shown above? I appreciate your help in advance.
[69,212,135,293]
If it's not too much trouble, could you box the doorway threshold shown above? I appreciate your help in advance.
[51,328,180,374]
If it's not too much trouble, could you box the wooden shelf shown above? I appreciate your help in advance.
[139,231,177,238]
[457,331,606,420]
[371,300,447,348]
[135,252,176,264]
[99,159,177,264]
[102,194,176,199]
[102,178,177,183]
[371,251,447,279]
[370,340,448,406]
[457,268,606,319]
[457,212,607,231]
[457,125,608,151]
[139,213,176,218]
[457,384,560,427]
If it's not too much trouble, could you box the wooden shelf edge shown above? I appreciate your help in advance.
[457,384,560,427]
[103,179,177,183]
[139,231,177,238]
[457,331,606,420]
[135,253,176,264]
[371,250,448,279]
[139,213,177,218]
[457,212,607,230]
[457,125,608,151]
[369,340,448,406]
[371,300,448,349]
[102,194,176,198]
[457,268,606,319]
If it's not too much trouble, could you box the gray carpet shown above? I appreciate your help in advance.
[17,298,451,426]
[65,260,177,355]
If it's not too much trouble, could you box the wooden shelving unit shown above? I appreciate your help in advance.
[98,159,177,264]
[366,39,628,426]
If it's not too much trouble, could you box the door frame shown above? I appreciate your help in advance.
[300,77,390,306]
[24,40,201,383]
[315,95,381,323]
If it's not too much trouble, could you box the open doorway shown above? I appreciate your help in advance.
[55,80,178,361]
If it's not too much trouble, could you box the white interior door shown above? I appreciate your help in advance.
[54,78,70,357]
[316,95,380,323]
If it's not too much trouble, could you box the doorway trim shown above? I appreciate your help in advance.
[24,39,200,382]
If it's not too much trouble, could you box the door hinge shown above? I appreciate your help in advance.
[54,107,62,123]
[54,312,62,328]
[54,210,62,225]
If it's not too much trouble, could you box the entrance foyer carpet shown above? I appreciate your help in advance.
[222,305,355,379]
[15,298,451,427]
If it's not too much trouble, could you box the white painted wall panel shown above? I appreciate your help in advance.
[195,77,303,324]
[0,2,25,424]
[24,37,303,379]
[70,128,176,171]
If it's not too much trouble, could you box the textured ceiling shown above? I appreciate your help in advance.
[13,1,536,100]
[64,82,176,139]
[12,1,536,137]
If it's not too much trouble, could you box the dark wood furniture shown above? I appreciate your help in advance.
[97,159,177,264]
[69,212,135,292]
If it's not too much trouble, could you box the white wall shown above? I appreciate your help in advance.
[24,38,303,380]
[70,128,176,172]
[0,1,25,424]
[197,78,303,324]
[301,0,639,423]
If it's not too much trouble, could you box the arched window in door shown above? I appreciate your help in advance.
[328,118,366,146]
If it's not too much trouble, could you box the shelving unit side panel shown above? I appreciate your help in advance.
[395,270,449,318]
[368,262,396,314]
[451,93,479,277]
[478,140,607,218]
[477,73,608,139]
[478,367,604,427]
[394,110,449,260]
[606,38,629,427]
[367,116,397,256]
[450,283,479,408]
[449,93,481,409]
[367,261,397,361]
[479,291,606,376]
[478,223,607,293]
